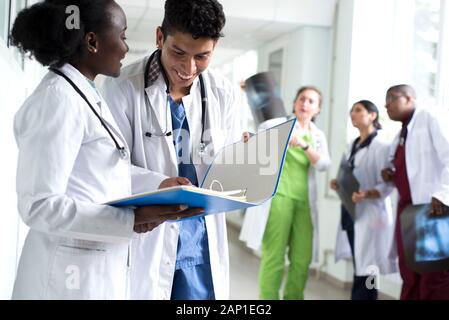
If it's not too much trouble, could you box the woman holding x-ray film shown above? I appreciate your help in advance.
[241,86,330,300]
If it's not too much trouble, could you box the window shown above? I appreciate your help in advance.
[0,0,11,44]
[410,0,449,109]
[413,0,441,106]
[268,49,283,89]
[437,0,449,108]
[343,0,448,144]
[1,0,28,68]
[12,1,28,67]
[375,0,446,141]
[10,1,28,36]
[216,50,258,132]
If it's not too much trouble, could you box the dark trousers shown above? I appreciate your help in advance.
[341,206,378,300]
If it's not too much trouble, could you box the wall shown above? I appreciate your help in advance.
[0,43,23,300]
[314,0,404,299]
[315,0,355,285]
[256,26,332,121]
[0,42,44,299]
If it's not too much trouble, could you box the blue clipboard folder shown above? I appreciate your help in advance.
[108,185,253,216]
[107,118,297,217]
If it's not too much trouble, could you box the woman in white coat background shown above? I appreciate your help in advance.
[240,86,331,300]
[331,100,397,300]
[101,0,240,300]
[10,0,201,300]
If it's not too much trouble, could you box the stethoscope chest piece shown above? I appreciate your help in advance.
[118,147,129,160]
[198,142,207,158]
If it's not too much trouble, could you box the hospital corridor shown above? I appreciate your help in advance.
[1,0,449,302]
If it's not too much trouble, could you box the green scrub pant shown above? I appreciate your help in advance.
[259,194,313,300]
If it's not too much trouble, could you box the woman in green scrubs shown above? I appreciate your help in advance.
[259,86,331,300]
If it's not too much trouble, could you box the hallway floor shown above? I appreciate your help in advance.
[228,224,352,300]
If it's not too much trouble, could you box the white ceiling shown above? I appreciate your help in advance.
[116,0,337,66]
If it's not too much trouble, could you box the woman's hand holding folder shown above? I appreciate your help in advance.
[133,177,205,233]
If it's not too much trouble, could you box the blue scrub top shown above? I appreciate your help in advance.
[169,97,215,300]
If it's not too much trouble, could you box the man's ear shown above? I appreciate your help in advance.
[156,27,164,49]
[85,32,98,53]
[405,95,414,104]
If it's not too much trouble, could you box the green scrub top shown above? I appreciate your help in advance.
[276,133,313,202]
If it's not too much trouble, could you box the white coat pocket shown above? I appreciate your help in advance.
[45,245,107,299]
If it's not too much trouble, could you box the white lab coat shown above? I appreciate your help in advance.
[389,107,449,206]
[101,57,241,300]
[12,64,136,299]
[239,119,331,263]
[334,133,398,276]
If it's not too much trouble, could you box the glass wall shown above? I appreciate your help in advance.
[0,0,11,45]
[268,49,283,89]
[1,0,28,68]
[412,0,449,109]
[217,50,259,132]
[413,0,441,106]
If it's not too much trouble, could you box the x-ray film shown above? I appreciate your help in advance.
[335,156,359,220]
[401,203,449,273]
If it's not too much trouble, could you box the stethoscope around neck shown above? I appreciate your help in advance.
[49,67,129,160]
[143,50,208,157]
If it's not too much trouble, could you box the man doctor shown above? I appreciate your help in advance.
[101,0,240,299]
[381,84,449,300]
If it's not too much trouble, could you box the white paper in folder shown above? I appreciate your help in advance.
[200,118,296,204]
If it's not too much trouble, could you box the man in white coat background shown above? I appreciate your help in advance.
[101,0,241,300]
[382,84,449,300]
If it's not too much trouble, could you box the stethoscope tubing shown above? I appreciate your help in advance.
[49,68,128,159]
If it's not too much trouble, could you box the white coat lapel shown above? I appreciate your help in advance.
[60,65,130,151]
[98,99,130,150]
[183,77,202,157]
[405,109,419,146]
[352,147,368,183]
[145,76,171,133]
[309,122,321,150]
[59,64,102,114]
[145,75,177,168]
[193,76,223,174]
[353,147,368,165]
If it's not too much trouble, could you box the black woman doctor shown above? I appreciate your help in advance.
[10,0,201,300]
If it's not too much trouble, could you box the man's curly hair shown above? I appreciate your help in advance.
[161,0,226,40]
